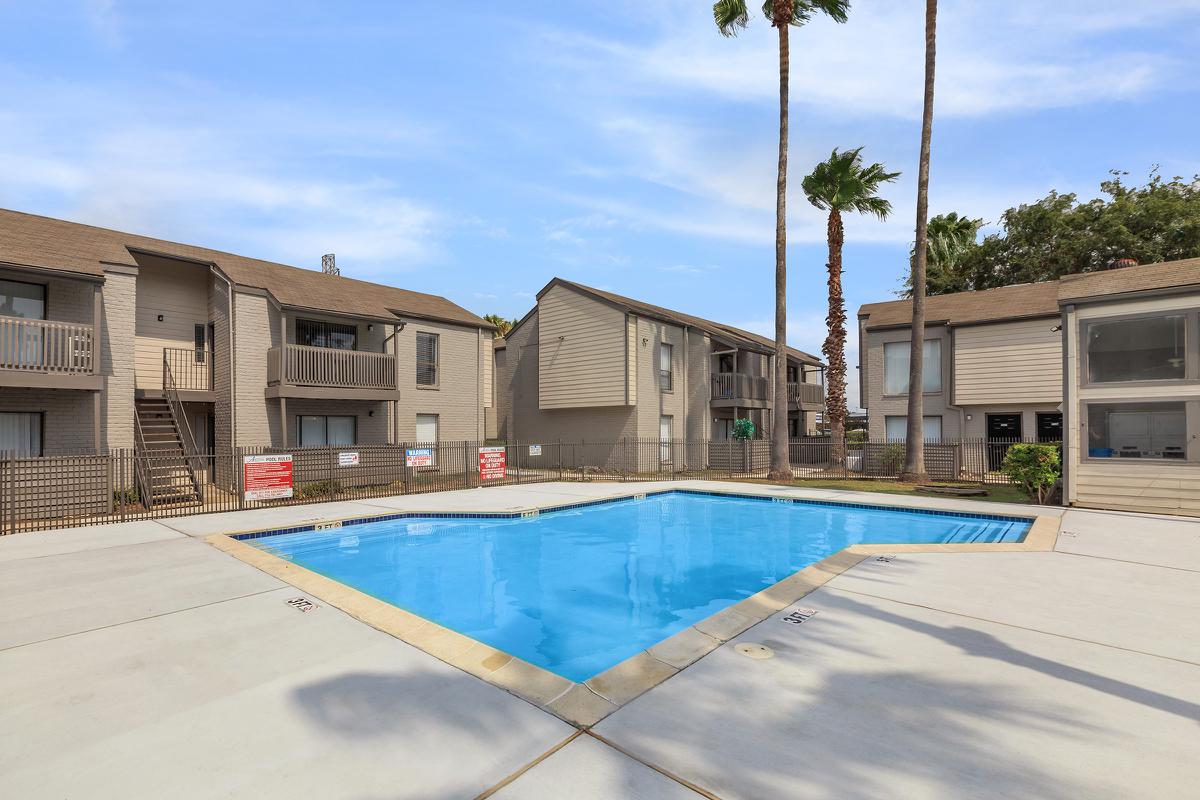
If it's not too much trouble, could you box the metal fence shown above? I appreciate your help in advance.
[1,437,1057,535]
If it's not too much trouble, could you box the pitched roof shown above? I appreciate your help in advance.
[540,278,823,365]
[1057,257,1200,301]
[858,281,1060,330]
[0,208,493,329]
[858,257,1200,330]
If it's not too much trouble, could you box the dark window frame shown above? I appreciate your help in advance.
[296,414,357,447]
[0,410,44,457]
[1080,310,1199,388]
[659,342,674,392]
[416,331,439,388]
[296,318,358,351]
[0,277,48,321]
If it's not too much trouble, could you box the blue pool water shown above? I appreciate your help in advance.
[248,491,1028,681]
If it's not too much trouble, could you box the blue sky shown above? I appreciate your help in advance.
[2,1,1198,408]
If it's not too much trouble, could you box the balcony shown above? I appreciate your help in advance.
[266,343,398,400]
[0,315,101,390]
[788,381,825,410]
[711,372,769,408]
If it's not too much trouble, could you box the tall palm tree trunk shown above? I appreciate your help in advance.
[823,208,847,465]
[901,0,937,483]
[768,9,793,481]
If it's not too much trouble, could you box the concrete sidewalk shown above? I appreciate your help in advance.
[1,484,1196,799]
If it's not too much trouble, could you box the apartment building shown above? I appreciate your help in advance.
[493,278,825,449]
[859,256,1200,515]
[0,210,495,474]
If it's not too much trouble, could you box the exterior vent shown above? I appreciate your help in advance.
[1112,257,1138,270]
[321,253,340,276]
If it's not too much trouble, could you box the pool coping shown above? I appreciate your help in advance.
[205,487,1062,728]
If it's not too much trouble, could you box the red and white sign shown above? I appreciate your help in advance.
[244,454,293,501]
[478,446,506,481]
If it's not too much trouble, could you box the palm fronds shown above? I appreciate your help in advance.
[802,147,900,218]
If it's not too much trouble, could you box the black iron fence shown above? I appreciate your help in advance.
[1,437,1056,535]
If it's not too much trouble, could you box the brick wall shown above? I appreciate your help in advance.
[394,319,485,441]
[0,390,95,454]
[100,270,136,450]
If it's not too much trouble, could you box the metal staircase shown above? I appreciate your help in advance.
[134,391,202,508]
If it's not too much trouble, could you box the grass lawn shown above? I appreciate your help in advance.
[743,478,1034,504]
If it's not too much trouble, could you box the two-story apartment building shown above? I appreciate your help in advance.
[859,256,1200,515]
[858,281,1064,458]
[0,210,494,490]
[494,278,825,452]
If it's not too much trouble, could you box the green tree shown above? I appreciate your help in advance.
[905,169,1200,295]
[715,0,850,481]
[900,212,982,296]
[901,0,938,484]
[482,314,513,338]
[802,147,900,465]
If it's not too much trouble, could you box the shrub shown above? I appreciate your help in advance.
[1000,443,1061,503]
[113,486,139,506]
[732,418,756,441]
[294,480,342,500]
[846,429,868,449]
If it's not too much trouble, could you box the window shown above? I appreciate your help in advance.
[0,279,45,319]
[297,319,357,350]
[416,332,439,386]
[297,415,356,446]
[1085,315,1187,383]
[659,343,673,391]
[415,413,439,443]
[194,324,207,364]
[1086,402,1186,460]
[0,412,43,456]
[883,339,941,395]
[717,353,734,373]
[787,365,798,384]
[660,415,673,463]
[885,415,942,442]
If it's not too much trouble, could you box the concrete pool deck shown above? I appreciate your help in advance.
[1,481,1197,798]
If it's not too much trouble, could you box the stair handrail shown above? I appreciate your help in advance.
[163,352,205,500]
[132,412,155,510]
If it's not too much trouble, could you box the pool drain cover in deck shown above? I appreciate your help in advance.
[735,643,774,660]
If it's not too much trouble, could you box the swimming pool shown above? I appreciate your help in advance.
[246,490,1029,681]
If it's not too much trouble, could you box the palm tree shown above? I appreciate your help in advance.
[715,0,850,481]
[901,212,982,296]
[482,314,513,338]
[802,147,900,464]
[901,0,938,483]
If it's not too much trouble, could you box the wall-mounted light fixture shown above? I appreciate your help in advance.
[1051,324,1063,332]
[368,410,374,417]
[157,314,164,322]
[367,324,373,332]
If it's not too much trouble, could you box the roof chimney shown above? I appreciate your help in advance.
[1112,257,1138,270]
[321,253,340,276]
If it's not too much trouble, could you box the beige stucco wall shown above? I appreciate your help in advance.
[538,284,631,409]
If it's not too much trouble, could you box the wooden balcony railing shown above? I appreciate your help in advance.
[711,372,768,402]
[267,343,397,390]
[788,381,825,407]
[163,347,213,392]
[0,315,95,374]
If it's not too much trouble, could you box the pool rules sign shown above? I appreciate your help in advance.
[244,454,294,501]
[478,446,506,481]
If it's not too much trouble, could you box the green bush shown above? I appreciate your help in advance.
[113,486,139,506]
[883,442,906,473]
[294,480,342,500]
[732,418,756,441]
[1000,443,1061,503]
[846,429,868,449]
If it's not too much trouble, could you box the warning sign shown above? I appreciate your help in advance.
[244,454,293,501]
[406,447,433,467]
[338,451,360,467]
[478,446,506,481]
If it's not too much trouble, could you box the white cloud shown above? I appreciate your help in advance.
[0,71,446,278]
[660,264,719,275]
[539,0,1194,119]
